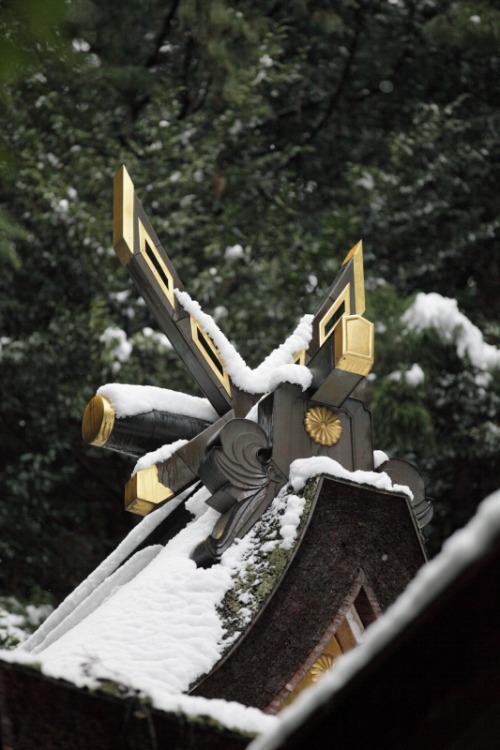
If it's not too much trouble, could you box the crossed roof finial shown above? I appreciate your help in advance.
[83,166,379,564]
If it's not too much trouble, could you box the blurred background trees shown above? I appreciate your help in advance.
[1,0,499,604]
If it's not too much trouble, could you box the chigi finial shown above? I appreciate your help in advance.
[82,166,431,566]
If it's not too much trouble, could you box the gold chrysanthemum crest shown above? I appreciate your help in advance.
[310,653,335,683]
[304,406,343,446]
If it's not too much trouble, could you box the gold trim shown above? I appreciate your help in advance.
[342,240,365,315]
[318,284,351,347]
[82,395,116,446]
[304,406,343,446]
[293,349,306,366]
[212,510,231,540]
[113,165,135,265]
[138,219,176,309]
[124,465,173,516]
[190,316,231,395]
[334,315,374,376]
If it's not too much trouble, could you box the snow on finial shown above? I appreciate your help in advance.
[174,289,313,394]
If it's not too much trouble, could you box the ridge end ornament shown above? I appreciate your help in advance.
[81,166,431,566]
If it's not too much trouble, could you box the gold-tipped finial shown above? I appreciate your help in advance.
[113,165,135,265]
[124,465,173,516]
[334,315,374,376]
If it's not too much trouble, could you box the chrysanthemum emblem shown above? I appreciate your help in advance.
[310,653,335,682]
[304,406,343,446]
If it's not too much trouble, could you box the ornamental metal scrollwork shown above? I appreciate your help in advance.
[193,420,286,566]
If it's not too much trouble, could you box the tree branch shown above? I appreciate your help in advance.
[145,0,182,69]
[301,10,363,147]
[124,1,182,127]
[176,34,195,120]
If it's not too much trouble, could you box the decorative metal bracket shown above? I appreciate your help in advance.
[193,420,287,565]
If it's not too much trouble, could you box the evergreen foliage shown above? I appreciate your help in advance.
[1,0,499,599]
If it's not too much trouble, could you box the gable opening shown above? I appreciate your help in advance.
[267,572,380,712]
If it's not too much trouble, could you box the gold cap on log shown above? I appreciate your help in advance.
[82,395,116,447]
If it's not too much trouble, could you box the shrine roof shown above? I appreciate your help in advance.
[0,456,415,737]
[248,485,500,750]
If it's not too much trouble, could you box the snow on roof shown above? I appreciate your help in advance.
[402,292,500,370]
[289,456,413,500]
[132,439,189,476]
[0,645,278,737]
[97,383,218,422]
[248,485,500,750]
[7,486,277,735]
[21,490,192,654]
[175,289,313,393]
[2,456,415,736]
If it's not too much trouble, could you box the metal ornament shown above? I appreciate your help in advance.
[124,465,173,516]
[310,653,336,683]
[304,406,343,447]
[82,396,115,447]
[193,419,286,565]
[81,165,431,566]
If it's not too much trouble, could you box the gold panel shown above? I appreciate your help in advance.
[334,315,374,376]
[124,465,173,516]
[190,316,231,395]
[138,219,176,309]
[304,406,343,446]
[113,165,135,265]
[341,239,365,315]
[82,395,115,447]
[318,284,351,347]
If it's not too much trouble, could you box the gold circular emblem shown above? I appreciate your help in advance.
[310,653,335,683]
[304,406,343,446]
